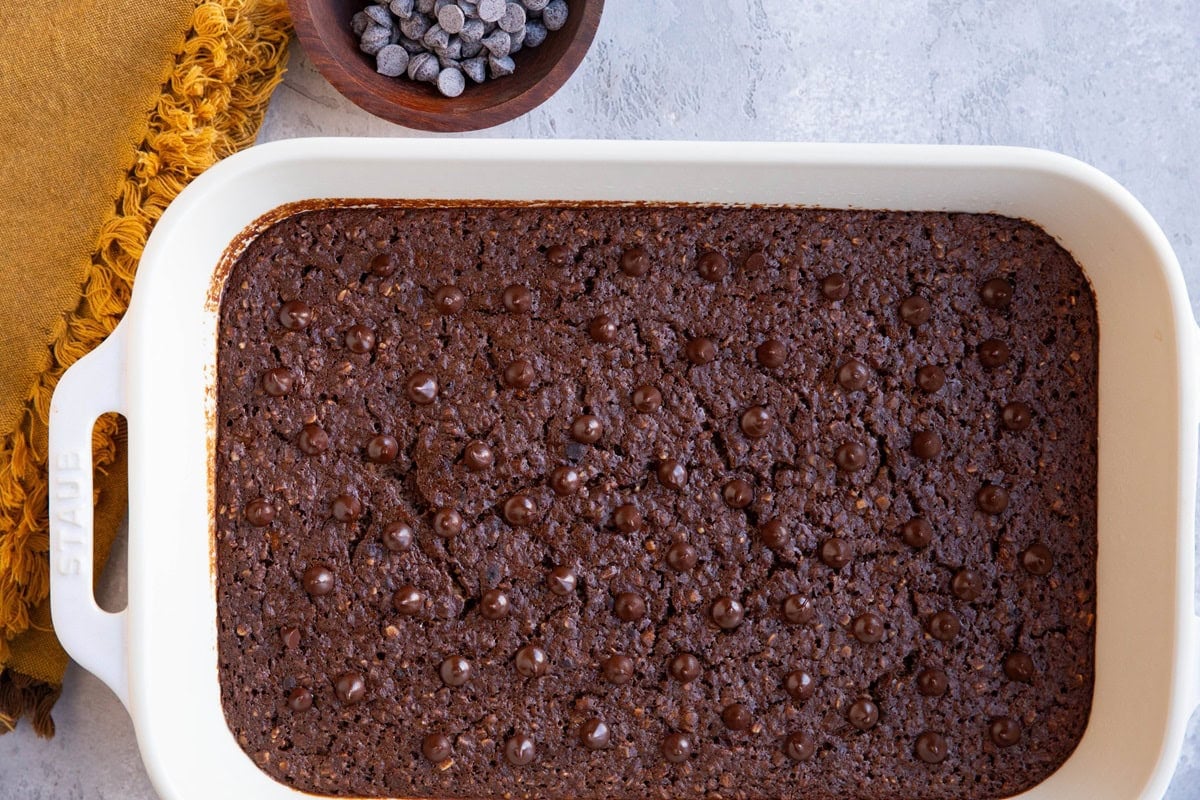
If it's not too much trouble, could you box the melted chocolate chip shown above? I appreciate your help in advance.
[723,479,754,509]
[392,585,424,615]
[740,406,773,438]
[927,611,961,641]
[612,503,643,533]
[911,430,942,460]
[782,594,815,625]
[951,568,983,601]
[546,244,571,265]
[915,731,948,764]
[382,521,413,552]
[505,734,536,765]
[1004,652,1036,682]
[369,252,397,277]
[366,434,399,464]
[406,371,439,404]
[548,566,577,595]
[662,733,692,763]
[580,718,611,749]
[462,440,494,471]
[917,668,948,697]
[589,315,618,343]
[279,300,313,330]
[502,284,532,313]
[848,698,879,730]
[835,442,868,472]
[262,368,295,397]
[549,465,581,495]
[917,364,946,393]
[287,686,313,711]
[821,273,849,300]
[686,336,717,365]
[899,295,932,326]
[601,654,635,684]
[298,423,329,456]
[1001,401,1033,431]
[480,589,511,620]
[345,324,376,354]
[785,670,816,701]
[902,517,933,548]
[852,612,886,644]
[503,359,536,389]
[334,672,366,704]
[988,717,1022,748]
[331,493,362,522]
[756,338,787,368]
[422,733,452,762]
[820,538,853,569]
[632,385,663,413]
[977,484,1010,515]
[980,278,1014,309]
[837,359,870,391]
[515,644,548,677]
[697,250,729,281]
[784,731,816,761]
[281,625,301,649]
[433,285,465,315]
[245,498,275,527]
[1021,542,1054,576]
[614,592,646,622]
[620,247,650,276]
[722,703,753,731]
[759,519,788,550]
[439,656,471,687]
[710,596,745,630]
[978,338,1011,368]
[744,249,768,270]
[668,653,701,683]
[656,459,688,490]
[666,542,698,571]
[570,414,603,444]
[432,507,463,538]
[302,565,334,596]
[503,493,537,526]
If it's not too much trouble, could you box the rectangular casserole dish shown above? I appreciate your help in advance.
[47,139,1200,800]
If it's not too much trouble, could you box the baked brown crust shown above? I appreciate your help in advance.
[215,204,1096,799]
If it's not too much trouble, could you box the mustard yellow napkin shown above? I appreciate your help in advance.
[0,0,291,736]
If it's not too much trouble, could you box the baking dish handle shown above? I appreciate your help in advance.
[48,324,129,710]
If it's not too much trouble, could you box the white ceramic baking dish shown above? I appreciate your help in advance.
[48,139,1200,800]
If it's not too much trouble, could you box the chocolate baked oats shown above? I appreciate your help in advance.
[215,204,1097,799]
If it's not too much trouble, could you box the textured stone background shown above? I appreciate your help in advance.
[2,0,1198,797]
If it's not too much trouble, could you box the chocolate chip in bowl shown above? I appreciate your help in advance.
[353,0,571,98]
[215,202,1098,799]
[288,0,604,130]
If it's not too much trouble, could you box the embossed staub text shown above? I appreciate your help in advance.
[55,449,86,576]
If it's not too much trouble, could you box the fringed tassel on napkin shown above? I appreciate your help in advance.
[0,670,62,738]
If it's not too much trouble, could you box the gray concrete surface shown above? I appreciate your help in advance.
[2,0,1198,797]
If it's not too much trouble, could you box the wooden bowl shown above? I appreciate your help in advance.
[288,0,604,132]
